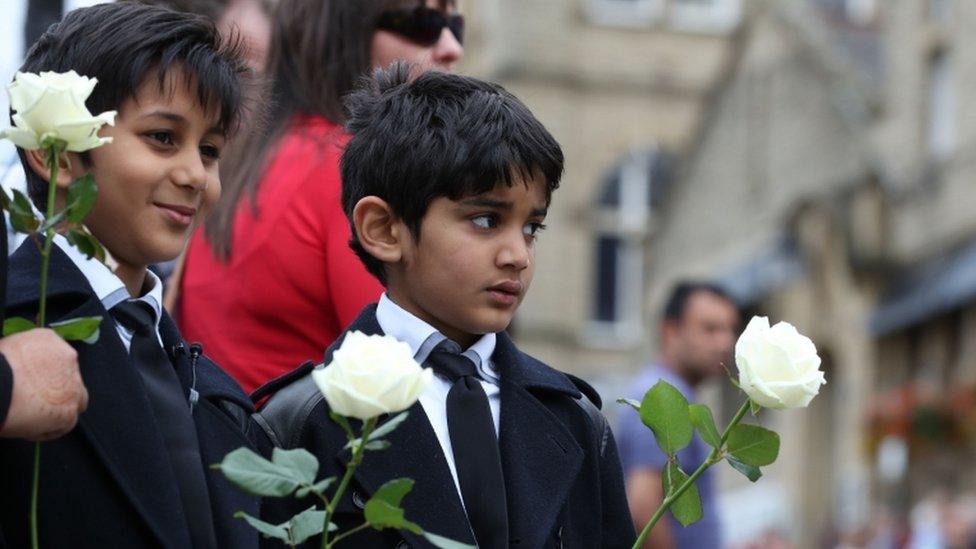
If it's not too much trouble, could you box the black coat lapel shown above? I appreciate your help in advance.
[493,332,585,548]
[330,306,475,546]
[7,243,191,547]
[159,313,259,549]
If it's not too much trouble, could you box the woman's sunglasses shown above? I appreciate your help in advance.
[376,6,464,47]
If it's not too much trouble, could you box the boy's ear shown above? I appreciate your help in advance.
[23,150,82,190]
[353,196,405,264]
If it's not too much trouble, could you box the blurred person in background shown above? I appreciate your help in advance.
[178,0,464,393]
[615,281,739,548]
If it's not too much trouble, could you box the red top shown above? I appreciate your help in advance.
[179,114,383,394]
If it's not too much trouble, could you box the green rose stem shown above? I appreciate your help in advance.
[632,400,752,549]
[321,417,377,549]
[30,141,66,549]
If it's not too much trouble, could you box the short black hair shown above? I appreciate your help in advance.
[340,64,564,283]
[663,281,736,322]
[14,2,247,209]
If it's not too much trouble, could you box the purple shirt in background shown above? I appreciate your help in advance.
[615,364,722,548]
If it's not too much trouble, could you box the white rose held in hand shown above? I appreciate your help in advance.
[2,70,116,152]
[735,316,826,409]
[312,331,433,421]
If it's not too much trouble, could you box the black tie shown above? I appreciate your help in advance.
[110,300,217,549]
[425,340,508,549]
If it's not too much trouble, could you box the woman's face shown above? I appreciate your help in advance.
[370,0,464,73]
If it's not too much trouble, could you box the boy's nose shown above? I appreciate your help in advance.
[497,232,530,271]
[172,156,208,192]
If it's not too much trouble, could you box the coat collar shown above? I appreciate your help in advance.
[329,305,586,546]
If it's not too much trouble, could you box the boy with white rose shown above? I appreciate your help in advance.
[0,4,263,548]
[256,65,635,548]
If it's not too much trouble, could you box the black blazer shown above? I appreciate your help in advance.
[256,305,635,548]
[0,242,262,549]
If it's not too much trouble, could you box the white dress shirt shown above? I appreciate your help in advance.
[54,234,164,350]
[374,293,501,504]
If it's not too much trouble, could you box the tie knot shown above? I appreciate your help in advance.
[110,300,156,335]
[426,339,478,381]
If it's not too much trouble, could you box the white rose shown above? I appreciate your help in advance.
[1,71,116,152]
[735,316,826,409]
[312,331,433,421]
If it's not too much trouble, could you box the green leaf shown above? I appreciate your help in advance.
[7,189,39,233]
[364,440,391,451]
[3,317,36,336]
[234,507,333,546]
[346,411,409,450]
[330,411,356,440]
[664,461,703,526]
[272,447,319,485]
[750,400,762,416]
[616,398,641,412]
[640,381,693,455]
[215,447,308,497]
[423,532,477,549]
[66,228,106,263]
[234,511,289,543]
[296,477,336,499]
[689,404,721,449]
[49,316,101,344]
[365,500,423,534]
[726,424,780,467]
[66,173,97,223]
[287,506,327,545]
[727,457,763,482]
[364,478,422,533]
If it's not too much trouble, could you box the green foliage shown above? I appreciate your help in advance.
[49,316,101,344]
[689,404,721,449]
[640,381,693,455]
[664,461,702,526]
[726,424,780,467]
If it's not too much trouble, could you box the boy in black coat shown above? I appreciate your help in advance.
[0,4,261,547]
[257,66,636,548]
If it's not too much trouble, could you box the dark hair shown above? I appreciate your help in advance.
[122,0,232,21]
[340,64,564,283]
[15,2,247,211]
[204,0,455,260]
[663,281,736,322]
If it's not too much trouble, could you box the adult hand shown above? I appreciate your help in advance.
[0,329,88,441]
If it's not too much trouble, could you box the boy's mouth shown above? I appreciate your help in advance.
[154,202,197,226]
[487,280,523,307]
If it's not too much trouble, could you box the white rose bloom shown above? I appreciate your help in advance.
[735,316,826,409]
[312,331,433,421]
[2,71,116,152]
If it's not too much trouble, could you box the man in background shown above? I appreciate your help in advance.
[616,281,740,548]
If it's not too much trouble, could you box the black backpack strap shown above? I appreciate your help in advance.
[565,373,611,457]
[252,363,325,449]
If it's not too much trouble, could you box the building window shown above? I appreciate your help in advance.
[583,0,666,28]
[586,148,671,346]
[668,0,741,33]
[926,50,955,162]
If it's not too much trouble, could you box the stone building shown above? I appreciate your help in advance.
[638,0,976,545]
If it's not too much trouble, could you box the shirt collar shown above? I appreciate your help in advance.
[54,234,164,328]
[375,293,497,379]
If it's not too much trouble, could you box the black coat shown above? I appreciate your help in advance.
[256,305,636,548]
[0,242,262,549]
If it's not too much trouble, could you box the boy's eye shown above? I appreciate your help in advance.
[524,222,547,238]
[147,131,174,146]
[471,214,498,229]
[200,144,221,160]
